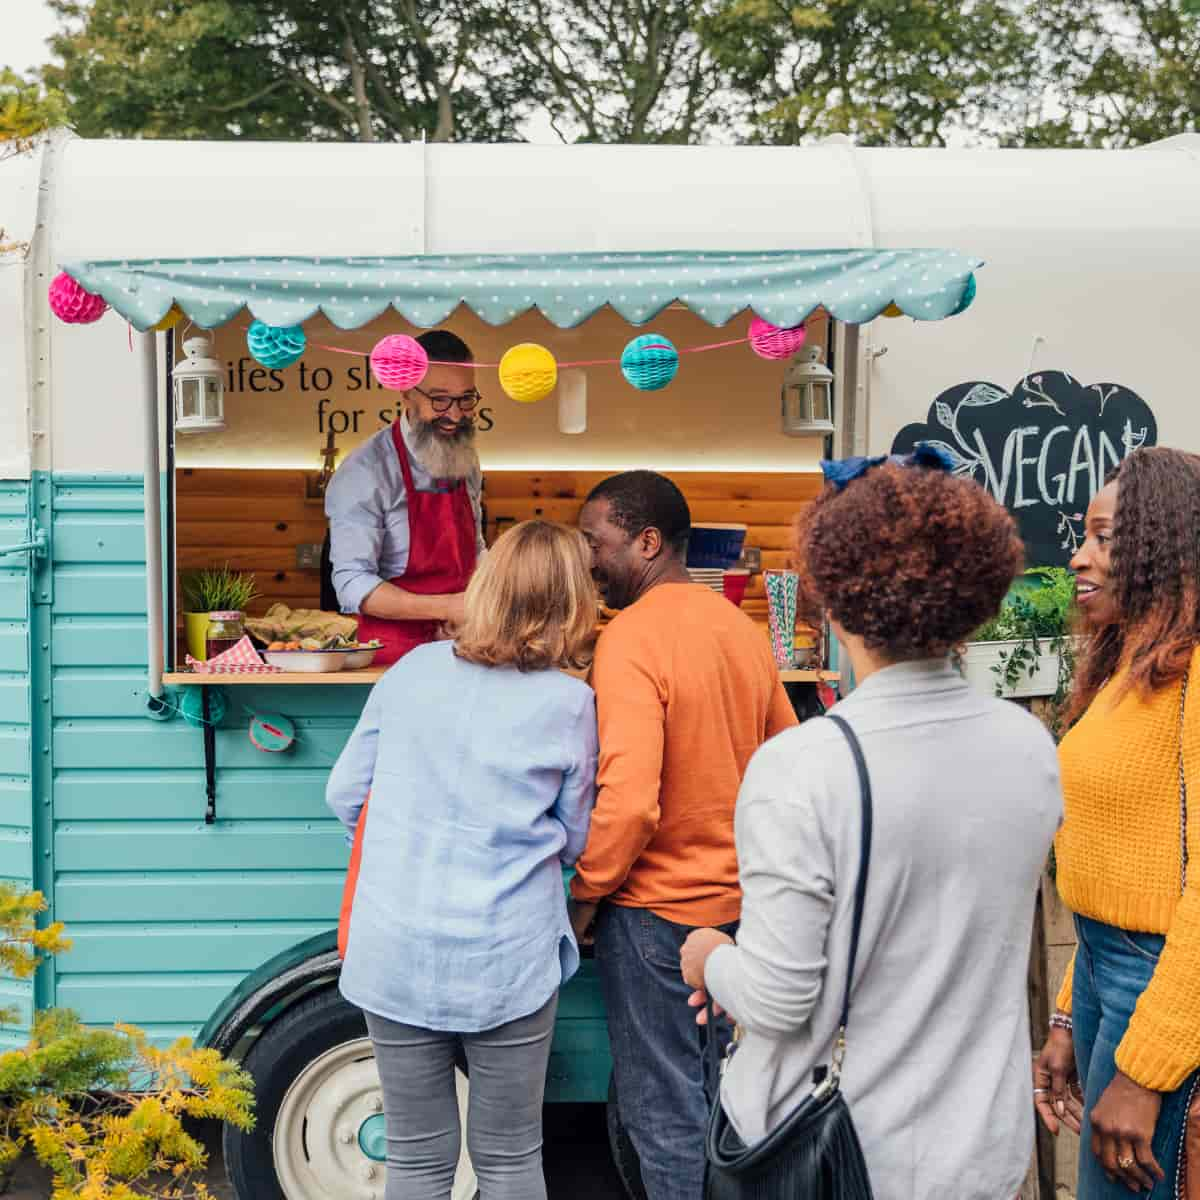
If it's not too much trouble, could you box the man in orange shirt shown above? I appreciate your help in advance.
[569,470,797,1200]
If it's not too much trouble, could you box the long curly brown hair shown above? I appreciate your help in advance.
[1066,447,1200,725]
[793,462,1023,658]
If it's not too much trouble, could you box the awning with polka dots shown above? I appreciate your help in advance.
[59,248,981,333]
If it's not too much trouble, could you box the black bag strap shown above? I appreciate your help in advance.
[701,712,873,1080]
[826,713,874,1035]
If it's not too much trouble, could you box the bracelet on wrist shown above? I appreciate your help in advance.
[1049,1011,1073,1033]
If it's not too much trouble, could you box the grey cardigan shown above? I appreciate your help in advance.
[705,660,1061,1200]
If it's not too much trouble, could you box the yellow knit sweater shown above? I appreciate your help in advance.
[1054,647,1200,1092]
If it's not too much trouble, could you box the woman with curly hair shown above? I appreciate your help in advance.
[680,449,1063,1200]
[1034,447,1200,1199]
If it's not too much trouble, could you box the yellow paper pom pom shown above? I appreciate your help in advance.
[152,305,185,332]
[498,343,557,404]
[882,302,904,318]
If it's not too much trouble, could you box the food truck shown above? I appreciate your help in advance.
[2,130,1198,1200]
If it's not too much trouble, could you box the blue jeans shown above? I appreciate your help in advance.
[595,904,737,1200]
[1073,915,1199,1199]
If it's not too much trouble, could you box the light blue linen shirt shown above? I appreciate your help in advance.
[327,640,598,1032]
[324,415,485,615]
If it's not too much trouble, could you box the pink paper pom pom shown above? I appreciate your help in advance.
[370,334,429,391]
[48,272,109,325]
[749,317,807,361]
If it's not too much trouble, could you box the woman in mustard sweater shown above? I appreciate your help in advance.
[1035,447,1200,1198]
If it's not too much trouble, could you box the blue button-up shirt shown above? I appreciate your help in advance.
[324,415,485,614]
[327,640,598,1032]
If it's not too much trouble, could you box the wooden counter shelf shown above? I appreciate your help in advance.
[163,668,839,686]
[163,670,386,686]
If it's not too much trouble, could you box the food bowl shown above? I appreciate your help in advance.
[687,524,747,570]
[344,643,382,670]
[722,569,750,607]
[261,648,354,673]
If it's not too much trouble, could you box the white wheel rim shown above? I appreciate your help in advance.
[272,1036,477,1200]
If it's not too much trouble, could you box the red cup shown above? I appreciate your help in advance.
[722,570,749,607]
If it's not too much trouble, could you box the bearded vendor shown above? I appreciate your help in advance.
[325,330,486,666]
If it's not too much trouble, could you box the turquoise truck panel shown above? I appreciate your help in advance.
[14,473,610,1100]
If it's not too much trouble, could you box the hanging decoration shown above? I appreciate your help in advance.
[557,369,588,435]
[882,303,904,318]
[247,321,306,369]
[748,318,807,361]
[621,333,679,391]
[951,273,977,316]
[48,271,108,324]
[370,334,429,391]
[249,712,296,753]
[179,687,227,728]
[499,343,557,403]
[152,305,185,333]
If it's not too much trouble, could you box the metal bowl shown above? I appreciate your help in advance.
[343,645,381,670]
[261,648,353,673]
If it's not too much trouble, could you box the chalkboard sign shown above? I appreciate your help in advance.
[891,370,1156,566]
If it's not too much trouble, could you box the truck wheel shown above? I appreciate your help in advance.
[606,1074,648,1200]
[224,987,477,1200]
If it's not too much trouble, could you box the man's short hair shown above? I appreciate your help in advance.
[586,471,691,557]
[416,329,473,364]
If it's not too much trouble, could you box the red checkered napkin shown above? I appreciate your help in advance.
[186,635,280,674]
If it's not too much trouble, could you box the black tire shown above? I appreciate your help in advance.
[606,1074,649,1200]
[222,986,368,1200]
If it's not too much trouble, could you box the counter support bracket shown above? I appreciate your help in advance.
[202,687,217,824]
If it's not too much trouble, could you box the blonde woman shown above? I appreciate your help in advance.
[327,520,599,1200]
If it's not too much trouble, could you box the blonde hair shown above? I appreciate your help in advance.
[454,520,597,672]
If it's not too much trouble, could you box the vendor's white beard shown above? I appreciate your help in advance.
[407,416,479,481]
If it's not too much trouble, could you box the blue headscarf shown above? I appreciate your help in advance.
[819,441,956,492]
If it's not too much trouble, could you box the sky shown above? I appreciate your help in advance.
[5,0,58,74]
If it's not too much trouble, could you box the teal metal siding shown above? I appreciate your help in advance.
[0,480,35,1039]
[42,474,609,1100]
[48,476,355,1039]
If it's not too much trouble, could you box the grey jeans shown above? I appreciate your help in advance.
[364,995,558,1200]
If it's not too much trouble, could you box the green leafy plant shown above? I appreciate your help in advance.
[970,567,1077,712]
[180,566,256,614]
[0,883,254,1197]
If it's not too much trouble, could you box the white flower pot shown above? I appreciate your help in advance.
[961,639,1067,699]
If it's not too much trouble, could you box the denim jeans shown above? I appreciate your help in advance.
[594,903,737,1200]
[364,996,557,1200]
[1073,915,1199,1199]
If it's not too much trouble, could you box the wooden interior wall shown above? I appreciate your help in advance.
[176,468,824,635]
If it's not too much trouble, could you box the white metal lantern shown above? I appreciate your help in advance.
[781,343,834,436]
[174,336,225,433]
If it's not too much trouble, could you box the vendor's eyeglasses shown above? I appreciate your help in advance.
[413,387,481,414]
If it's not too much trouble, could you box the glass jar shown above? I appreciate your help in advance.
[205,610,246,660]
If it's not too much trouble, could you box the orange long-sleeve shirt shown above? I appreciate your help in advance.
[569,582,798,927]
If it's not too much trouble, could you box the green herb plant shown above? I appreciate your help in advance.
[180,566,257,614]
[970,566,1078,714]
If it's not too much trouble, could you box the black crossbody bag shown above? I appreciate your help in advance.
[704,712,875,1200]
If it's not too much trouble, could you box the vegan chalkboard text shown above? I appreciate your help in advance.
[891,370,1156,567]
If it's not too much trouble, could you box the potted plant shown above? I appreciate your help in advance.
[961,567,1076,703]
[181,565,257,661]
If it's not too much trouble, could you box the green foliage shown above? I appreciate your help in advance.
[0,70,68,167]
[41,0,530,143]
[180,566,256,614]
[0,883,254,1198]
[21,1,1200,148]
[700,0,1036,146]
[1015,0,1200,148]
[971,567,1077,721]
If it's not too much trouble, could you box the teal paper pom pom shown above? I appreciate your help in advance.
[620,333,679,391]
[951,274,976,316]
[248,321,306,369]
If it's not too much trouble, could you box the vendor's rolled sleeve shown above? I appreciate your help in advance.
[324,441,408,614]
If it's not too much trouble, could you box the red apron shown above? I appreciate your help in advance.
[338,421,477,958]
